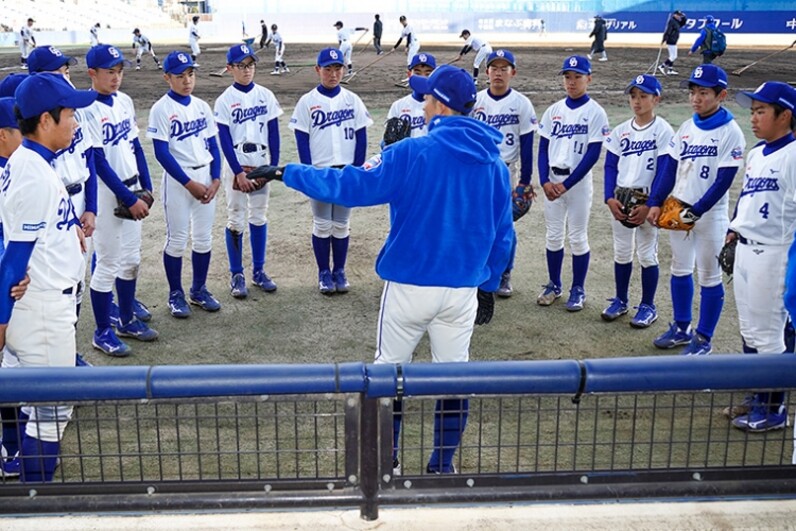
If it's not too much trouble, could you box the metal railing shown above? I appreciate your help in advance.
[1,355,795,520]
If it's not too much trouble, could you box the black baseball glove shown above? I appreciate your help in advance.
[383,117,411,146]
[474,289,495,325]
[614,186,649,228]
[245,165,285,183]
[512,184,535,221]
[114,189,154,220]
[718,237,737,277]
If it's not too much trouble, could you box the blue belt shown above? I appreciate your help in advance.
[122,175,139,187]
[65,183,82,196]
[551,167,570,176]
[738,236,765,246]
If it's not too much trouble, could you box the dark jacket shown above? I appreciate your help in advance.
[662,14,686,45]
[373,19,383,38]
[589,17,607,51]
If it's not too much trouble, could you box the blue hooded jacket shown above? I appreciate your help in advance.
[283,115,514,291]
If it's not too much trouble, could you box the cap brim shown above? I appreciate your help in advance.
[167,64,197,74]
[679,78,724,89]
[408,74,432,95]
[560,68,589,75]
[60,90,98,111]
[624,83,657,95]
[735,91,764,108]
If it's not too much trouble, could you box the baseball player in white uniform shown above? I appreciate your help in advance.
[266,24,288,75]
[84,45,158,357]
[214,44,283,299]
[148,51,222,318]
[289,47,372,294]
[393,16,420,67]
[602,74,674,328]
[188,16,201,64]
[19,18,36,69]
[386,53,436,138]
[725,82,796,432]
[0,73,97,481]
[457,30,493,85]
[90,23,101,48]
[647,64,746,356]
[472,49,537,297]
[333,21,367,75]
[132,28,161,70]
[537,56,610,311]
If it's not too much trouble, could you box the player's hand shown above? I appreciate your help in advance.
[0,324,6,352]
[80,211,96,237]
[128,198,150,220]
[234,171,255,193]
[76,225,87,253]
[202,179,220,204]
[628,204,649,226]
[552,183,567,197]
[185,180,208,201]
[606,198,627,221]
[542,182,558,201]
[647,206,661,227]
[10,273,30,301]
[725,231,738,245]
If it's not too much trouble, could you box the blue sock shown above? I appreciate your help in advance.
[90,288,112,331]
[191,251,211,292]
[671,274,693,331]
[392,400,402,462]
[225,228,244,275]
[0,407,24,456]
[427,399,469,473]
[250,223,266,272]
[696,284,724,340]
[312,235,331,272]
[163,253,183,293]
[506,233,517,272]
[20,436,60,483]
[640,265,659,306]
[115,278,136,325]
[331,236,349,272]
[785,320,795,353]
[742,339,758,354]
[614,262,632,302]
[572,251,590,290]
[546,249,564,288]
[90,251,97,274]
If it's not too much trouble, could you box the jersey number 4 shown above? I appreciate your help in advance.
[759,202,769,219]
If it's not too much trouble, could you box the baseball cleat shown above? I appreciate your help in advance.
[426,463,457,474]
[116,318,159,342]
[332,269,350,293]
[135,65,141,71]
[133,299,152,322]
[732,404,788,432]
[630,303,658,328]
[667,68,678,75]
[496,271,513,298]
[565,286,586,312]
[601,298,628,321]
[1,455,20,478]
[537,282,562,306]
[598,57,608,62]
[168,290,192,318]
[392,458,402,477]
[723,394,756,419]
[281,66,290,73]
[253,269,277,292]
[653,322,693,349]
[270,69,280,75]
[230,273,248,299]
[680,332,712,356]
[189,286,221,312]
[657,64,667,76]
[319,269,336,295]
[75,352,93,367]
[92,328,132,357]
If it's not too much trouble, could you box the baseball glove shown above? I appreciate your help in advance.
[383,117,411,146]
[512,184,535,221]
[114,189,154,220]
[246,165,285,182]
[717,237,737,277]
[614,186,649,228]
[657,196,699,231]
[474,289,495,325]
[233,166,268,192]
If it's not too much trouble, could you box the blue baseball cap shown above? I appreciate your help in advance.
[736,81,796,111]
[163,51,197,74]
[624,74,662,96]
[559,55,591,75]
[487,49,516,68]
[14,72,97,119]
[27,46,77,73]
[317,47,344,67]
[408,53,436,70]
[0,97,18,129]
[86,45,131,69]
[0,73,27,98]
[682,64,728,89]
[226,43,257,64]
[705,15,715,23]
[409,64,477,114]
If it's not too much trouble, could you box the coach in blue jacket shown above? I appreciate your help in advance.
[255,64,514,475]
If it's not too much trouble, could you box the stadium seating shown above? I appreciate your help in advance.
[1,0,182,32]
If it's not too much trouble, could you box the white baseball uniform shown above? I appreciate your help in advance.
[0,142,84,441]
[399,24,420,66]
[188,22,201,57]
[19,24,35,62]
[472,88,537,182]
[463,34,493,70]
[214,82,283,232]
[604,116,674,265]
[386,93,427,138]
[83,91,144,293]
[665,116,746,287]
[90,25,100,47]
[538,97,610,255]
[133,33,157,61]
[289,86,372,238]
[270,31,285,63]
[337,28,356,65]
[147,92,218,256]
[54,109,94,219]
[729,137,796,353]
